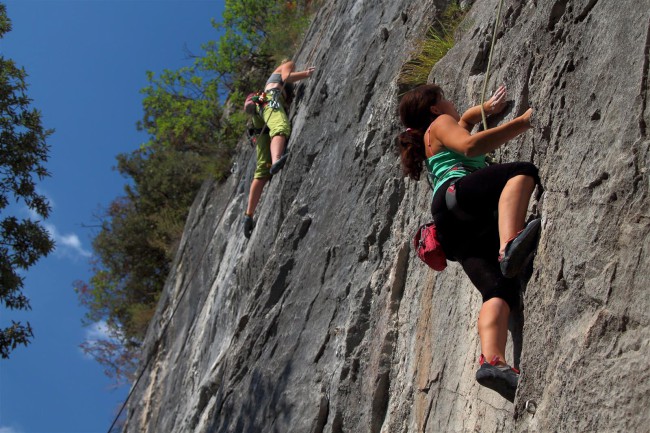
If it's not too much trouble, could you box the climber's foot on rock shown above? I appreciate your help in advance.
[499,218,541,278]
[475,354,519,402]
[270,153,288,175]
[243,214,255,239]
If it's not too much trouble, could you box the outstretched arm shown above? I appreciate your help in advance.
[433,108,532,157]
[458,85,508,131]
[276,60,315,83]
[286,66,316,83]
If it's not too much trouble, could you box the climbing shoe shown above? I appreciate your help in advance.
[475,354,519,402]
[269,153,288,175]
[499,218,541,278]
[243,214,255,239]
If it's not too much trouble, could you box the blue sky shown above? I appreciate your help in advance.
[0,1,225,432]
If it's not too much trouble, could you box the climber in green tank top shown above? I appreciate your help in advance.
[397,84,542,402]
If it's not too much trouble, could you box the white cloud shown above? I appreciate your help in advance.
[0,426,24,433]
[80,321,113,360]
[85,320,113,342]
[81,321,127,361]
[22,199,92,260]
[44,222,92,259]
[14,197,92,258]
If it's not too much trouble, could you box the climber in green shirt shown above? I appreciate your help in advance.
[397,84,541,402]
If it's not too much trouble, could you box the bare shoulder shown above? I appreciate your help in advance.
[431,114,470,139]
[431,114,459,130]
[280,61,295,72]
[426,116,455,156]
[429,114,472,154]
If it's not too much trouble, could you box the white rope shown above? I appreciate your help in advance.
[479,0,505,130]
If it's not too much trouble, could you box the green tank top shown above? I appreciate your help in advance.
[425,149,487,196]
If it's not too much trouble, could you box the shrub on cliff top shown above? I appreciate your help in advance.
[398,2,468,92]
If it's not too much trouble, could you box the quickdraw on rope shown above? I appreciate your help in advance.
[479,0,505,131]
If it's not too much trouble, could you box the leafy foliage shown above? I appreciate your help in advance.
[77,0,321,382]
[263,1,316,63]
[0,4,55,358]
[397,2,468,92]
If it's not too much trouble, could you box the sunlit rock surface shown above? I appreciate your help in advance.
[123,1,650,432]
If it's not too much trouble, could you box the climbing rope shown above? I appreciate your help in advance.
[304,3,335,65]
[479,0,505,131]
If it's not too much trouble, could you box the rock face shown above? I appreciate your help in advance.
[123,1,650,432]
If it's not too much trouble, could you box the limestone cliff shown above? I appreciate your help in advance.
[123,1,650,432]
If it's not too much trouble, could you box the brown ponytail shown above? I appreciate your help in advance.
[396,129,427,181]
[395,84,443,180]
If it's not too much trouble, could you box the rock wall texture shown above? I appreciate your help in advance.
[122,0,650,432]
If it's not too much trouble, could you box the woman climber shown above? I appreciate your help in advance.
[243,59,316,238]
[396,84,541,402]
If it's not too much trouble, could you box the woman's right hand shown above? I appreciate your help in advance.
[484,85,507,115]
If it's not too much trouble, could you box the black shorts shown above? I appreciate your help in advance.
[431,162,540,310]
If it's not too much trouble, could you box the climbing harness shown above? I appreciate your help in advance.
[479,0,505,131]
[445,180,476,221]
[425,162,481,221]
[264,88,283,110]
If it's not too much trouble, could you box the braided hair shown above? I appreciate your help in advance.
[395,84,443,181]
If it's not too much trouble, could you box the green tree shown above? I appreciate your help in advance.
[75,145,209,381]
[0,4,55,358]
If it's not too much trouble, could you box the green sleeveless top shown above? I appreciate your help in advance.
[425,149,487,196]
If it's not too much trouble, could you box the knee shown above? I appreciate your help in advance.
[251,177,269,187]
[516,163,540,185]
[270,126,291,138]
[479,297,511,322]
[271,132,289,140]
[483,293,518,313]
[516,174,537,189]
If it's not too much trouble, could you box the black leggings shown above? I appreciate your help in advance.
[431,162,540,310]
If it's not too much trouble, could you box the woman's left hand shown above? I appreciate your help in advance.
[484,84,507,115]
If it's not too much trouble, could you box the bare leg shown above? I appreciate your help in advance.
[498,175,536,253]
[478,298,510,365]
[246,177,269,216]
[270,135,286,163]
